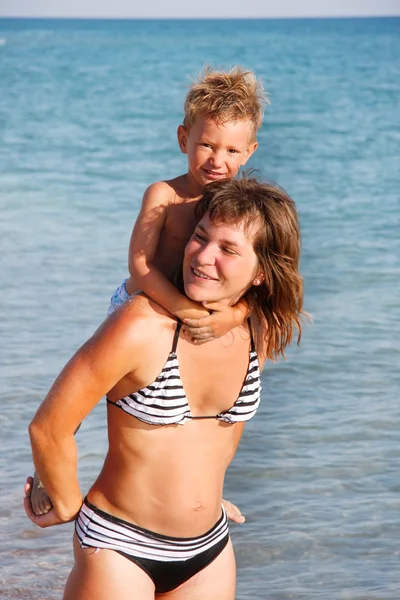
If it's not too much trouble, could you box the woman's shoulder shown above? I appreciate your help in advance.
[106,293,175,347]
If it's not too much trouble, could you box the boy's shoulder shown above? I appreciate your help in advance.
[144,175,192,205]
[143,180,175,203]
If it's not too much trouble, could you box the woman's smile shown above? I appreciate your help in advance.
[183,213,260,305]
[191,267,218,281]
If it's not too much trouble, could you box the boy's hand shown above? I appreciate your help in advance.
[175,305,211,322]
[183,301,244,344]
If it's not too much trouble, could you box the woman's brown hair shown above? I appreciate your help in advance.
[195,177,307,360]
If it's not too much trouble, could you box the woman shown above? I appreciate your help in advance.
[25,177,305,599]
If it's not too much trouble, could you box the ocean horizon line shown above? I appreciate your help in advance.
[1,15,400,22]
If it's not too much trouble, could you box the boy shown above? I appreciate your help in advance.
[30,66,267,518]
[108,66,266,339]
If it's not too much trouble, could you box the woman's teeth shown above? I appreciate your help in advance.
[193,268,212,280]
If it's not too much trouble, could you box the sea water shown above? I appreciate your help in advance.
[0,17,399,599]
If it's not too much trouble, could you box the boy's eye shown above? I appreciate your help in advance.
[201,143,212,148]
[228,149,239,154]
[194,232,207,241]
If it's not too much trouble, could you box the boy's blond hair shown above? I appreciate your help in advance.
[183,66,268,140]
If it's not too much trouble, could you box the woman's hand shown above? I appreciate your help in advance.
[23,477,80,529]
[222,498,245,524]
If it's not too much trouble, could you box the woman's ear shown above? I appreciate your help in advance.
[177,125,188,154]
[252,271,264,286]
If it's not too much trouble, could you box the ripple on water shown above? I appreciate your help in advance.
[1,16,400,600]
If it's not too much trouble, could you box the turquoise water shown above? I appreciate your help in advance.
[1,17,399,599]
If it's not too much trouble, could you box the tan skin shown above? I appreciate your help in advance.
[30,115,258,516]
[124,115,258,331]
[25,214,266,599]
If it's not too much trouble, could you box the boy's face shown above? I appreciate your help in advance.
[177,116,258,190]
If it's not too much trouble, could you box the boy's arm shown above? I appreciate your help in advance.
[128,182,209,321]
[182,297,250,343]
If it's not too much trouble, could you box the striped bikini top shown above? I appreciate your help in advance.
[107,321,261,426]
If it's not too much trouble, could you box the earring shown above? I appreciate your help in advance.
[253,278,260,286]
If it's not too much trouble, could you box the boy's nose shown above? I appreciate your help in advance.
[210,151,224,168]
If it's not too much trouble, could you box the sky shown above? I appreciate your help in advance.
[1,0,400,19]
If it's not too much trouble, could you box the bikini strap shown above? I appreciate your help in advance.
[248,318,256,352]
[172,320,182,353]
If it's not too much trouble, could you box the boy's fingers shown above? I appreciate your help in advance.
[202,301,225,312]
[193,337,215,344]
[188,331,214,340]
[182,317,213,328]
[184,325,213,336]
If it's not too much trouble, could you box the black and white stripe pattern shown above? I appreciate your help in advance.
[112,353,191,425]
[217,349,261,424]
[76,499,229,562]
[108,349,261,426]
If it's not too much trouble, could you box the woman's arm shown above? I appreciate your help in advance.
[28,308,146,525]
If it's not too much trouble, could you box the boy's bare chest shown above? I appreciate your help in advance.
[162,201,198,249]
[154,200,198,277]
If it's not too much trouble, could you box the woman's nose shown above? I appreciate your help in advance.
[196,242,216,265]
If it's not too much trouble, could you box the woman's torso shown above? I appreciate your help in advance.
[88,298,261,537]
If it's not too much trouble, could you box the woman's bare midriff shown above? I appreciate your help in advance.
[86,300,251,538]
[87,408,244,538]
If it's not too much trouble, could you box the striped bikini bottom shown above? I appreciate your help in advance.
[75,498,229,594]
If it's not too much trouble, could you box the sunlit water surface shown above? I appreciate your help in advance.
[1,16,399,600]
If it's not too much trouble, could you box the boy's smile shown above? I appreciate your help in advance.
[178,116,258,192]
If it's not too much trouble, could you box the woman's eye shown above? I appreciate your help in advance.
[222,247,236,255]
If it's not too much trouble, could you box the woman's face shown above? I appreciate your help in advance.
[183,212,261,305]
